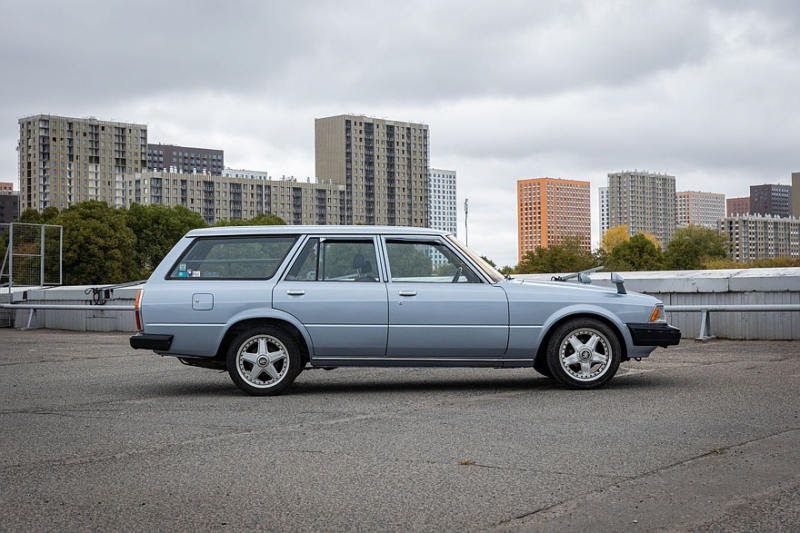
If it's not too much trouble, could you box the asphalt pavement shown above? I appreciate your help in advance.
[0,329,798,532]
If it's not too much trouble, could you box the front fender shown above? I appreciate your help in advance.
[538,303,634,353]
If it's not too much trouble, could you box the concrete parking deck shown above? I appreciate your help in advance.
[0,330,798,532]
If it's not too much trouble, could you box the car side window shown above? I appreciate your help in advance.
[168,236,298,280]
[385,240,481,283]
[286,238,379,282]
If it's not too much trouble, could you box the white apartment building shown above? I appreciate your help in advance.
[599,186,609,237]
[428,168,457,235]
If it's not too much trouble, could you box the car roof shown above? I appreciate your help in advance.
[185,225,452,238]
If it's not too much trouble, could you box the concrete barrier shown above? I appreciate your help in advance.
[1,285,141,332]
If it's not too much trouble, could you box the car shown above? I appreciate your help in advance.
[129,225,680,395]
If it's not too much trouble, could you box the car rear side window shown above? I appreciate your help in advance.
[285,238,379,282]
[169,236,298,280]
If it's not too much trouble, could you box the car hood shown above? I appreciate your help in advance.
[499,278,659,304]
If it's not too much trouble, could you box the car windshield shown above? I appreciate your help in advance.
[445,235,505,283]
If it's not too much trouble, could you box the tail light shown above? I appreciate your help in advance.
[134,290,143,331]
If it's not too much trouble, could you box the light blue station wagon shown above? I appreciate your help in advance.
[130,226,680,395]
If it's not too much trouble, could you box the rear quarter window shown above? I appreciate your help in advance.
[168,236,298,280]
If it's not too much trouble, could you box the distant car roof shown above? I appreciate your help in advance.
[185,225,452,238]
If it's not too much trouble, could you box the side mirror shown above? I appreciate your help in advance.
[611,272,627,294]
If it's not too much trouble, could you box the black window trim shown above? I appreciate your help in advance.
[380,235,488,285]
[281,235,383,283]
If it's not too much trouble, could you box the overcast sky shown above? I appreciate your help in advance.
[2,0,799,267]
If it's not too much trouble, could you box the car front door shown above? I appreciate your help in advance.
[383,237,509,360]
[272,236,388,359]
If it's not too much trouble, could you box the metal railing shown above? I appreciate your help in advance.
[664,304,800,342]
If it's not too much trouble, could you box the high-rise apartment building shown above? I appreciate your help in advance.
[147,144,224,175]
[315,114,429,227]
[792,172,800,217]
[517,177,591,262]
[676,191,725,228]
[718,215,800,262]
[18,115,147,211]
[750,184,791,218]
[428,168,457,235]
[0,182,13,195]
[599,186,609,237]
[727,196,750,216]
[607,170,676,247]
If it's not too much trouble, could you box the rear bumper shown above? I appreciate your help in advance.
[129,333,173,351]
[627,323,681,347]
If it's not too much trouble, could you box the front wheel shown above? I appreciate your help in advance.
[227,326,301,396]
[546,318,621,389]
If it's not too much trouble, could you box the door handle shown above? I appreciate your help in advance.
[286,290,305,296]
[398,290,417,297]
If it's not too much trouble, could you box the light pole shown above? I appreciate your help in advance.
[464,198,469,247]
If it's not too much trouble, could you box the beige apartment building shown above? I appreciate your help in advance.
[676,191,726,228]
[517,177,591,262]
[315,114,429,227]
[608,170,676,247]
[18,115,147,211]
[718,215,800,261]
[16,113,434,229]
[128,172,343,226]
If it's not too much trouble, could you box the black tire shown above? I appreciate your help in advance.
[227,326,301,396]
[546,318,621,389]
[533,356,553,378]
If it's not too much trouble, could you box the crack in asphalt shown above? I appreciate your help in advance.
[493,426,800,528]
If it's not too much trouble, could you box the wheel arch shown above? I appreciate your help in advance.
[216,317,312,365]
[534,312,628,366]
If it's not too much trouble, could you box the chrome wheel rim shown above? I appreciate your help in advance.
[235,334,289,388]
[558,328,612,382]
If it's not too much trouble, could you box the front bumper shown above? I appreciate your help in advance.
[627,323,681,347]
[129,333,174,351]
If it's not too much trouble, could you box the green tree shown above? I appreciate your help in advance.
[605,234,664,271]
[499,265,516,276]
[480,256,496,268]
[125,203,207,276]
[56,201,139,284]
[18,208,44,224]
[517,237,598,274]
[663,224,729,270]
[213,213,286,227]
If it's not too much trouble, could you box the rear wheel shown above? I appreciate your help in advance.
[227,326,301,396]
[546,318,621,389]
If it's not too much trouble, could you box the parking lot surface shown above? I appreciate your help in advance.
[0,329,798,532]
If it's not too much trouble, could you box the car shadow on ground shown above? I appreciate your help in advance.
[140,368,677,398]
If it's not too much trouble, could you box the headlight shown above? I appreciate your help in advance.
[649,303,666,323]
